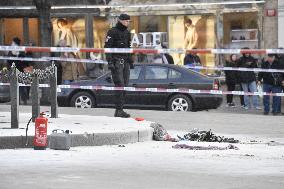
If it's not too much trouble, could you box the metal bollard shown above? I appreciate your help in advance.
[50,63,58,118]
[31,75,40,122]
[10,63,19,129]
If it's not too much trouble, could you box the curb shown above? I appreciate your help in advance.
[0,127,154,149]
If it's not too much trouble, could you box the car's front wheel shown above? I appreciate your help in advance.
[168,94,193,112]
[70,91,95,108]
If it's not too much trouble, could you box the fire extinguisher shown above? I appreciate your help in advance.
[33,112,48,150]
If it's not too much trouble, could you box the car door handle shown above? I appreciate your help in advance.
[168,83,175,87]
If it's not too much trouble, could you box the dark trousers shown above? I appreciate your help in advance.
[263,84,282,113]
[111,62,130,110]
[20,86,29,102]
[226,83,244,105]
[226,82,235,103]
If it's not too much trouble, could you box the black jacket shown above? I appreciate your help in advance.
[184,54,201,65]
[258,60,284,86]
[104,22,133,65]
[164,54,174,64]
[224,60,238,84]
[237,55,258,83]
[7,51,29,72]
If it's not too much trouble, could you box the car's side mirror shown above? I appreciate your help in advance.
[105,76,112,83]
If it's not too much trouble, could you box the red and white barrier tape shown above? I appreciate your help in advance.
[1,82,283,97]
[0,56,107,64]
[185,65,284,73]
[1,46,284,54]
[57,85,284,96]
[1,55,284,73]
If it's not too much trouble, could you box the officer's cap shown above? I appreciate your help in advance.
[118,14,130,21]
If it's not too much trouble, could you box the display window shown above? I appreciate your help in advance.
[1,18,39,46]
[2,18,24,45]
[223,12,259,49]
[52,18,85,49]
[130,16,167,48]
[92,17,110,61]
[168,15,215,66]
[28,18,39,46]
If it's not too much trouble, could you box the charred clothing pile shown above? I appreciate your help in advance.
[177,129,239,143]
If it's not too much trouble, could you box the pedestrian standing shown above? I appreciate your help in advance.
[61,51,79,84]
[184,49,201,72]
[52,39,66,85]
[24,41,36,102]
[224,54,238,107]
[162,44,174,64]
[258,54,283,115]
[7,37,30,105]
[237,48,261,110]
[275,50,284,114]
[104,13,134,118]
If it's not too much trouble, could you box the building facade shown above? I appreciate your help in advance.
[278,0,284,47]
[0,0,278,67]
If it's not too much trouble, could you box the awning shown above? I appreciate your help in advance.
[0,1,265,10]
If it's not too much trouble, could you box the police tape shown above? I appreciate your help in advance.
[2,55,284,73]
[0,56,108,64]
[1,82,283,97]
[1,46,284,54]
[184,65,284,73]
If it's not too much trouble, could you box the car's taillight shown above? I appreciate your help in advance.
[213,79,219,90]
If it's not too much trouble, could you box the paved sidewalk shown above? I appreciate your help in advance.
[0,112,154,149]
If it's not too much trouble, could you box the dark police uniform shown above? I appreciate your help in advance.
[104,14,134,117]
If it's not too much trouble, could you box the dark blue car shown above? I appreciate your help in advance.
[57,64,222,111]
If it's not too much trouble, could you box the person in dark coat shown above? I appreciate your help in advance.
[162,44,174,64]
[24,41,36,101]
[237,48,260,110]
[51,39,65,85]
[258,54,284,115]
[7,37,30,105]
[275,49,284,114]
[184,48,201,72]
[104,13,134,118]
[224,54,239,107]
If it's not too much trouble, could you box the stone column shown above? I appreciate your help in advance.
[33,0,52,49]
[23,17,30,45]
[215,9,224,67]
[33,0,52,105]
[86,14,94,49]
[263,0,278,48]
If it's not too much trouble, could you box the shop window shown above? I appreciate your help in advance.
[168,15,215,67]
[52,18,85,48]
[3,18,24,45]
[130,16,168,48]
[92,17,110,62]
[28,18,39,46]
[223,12,258,49]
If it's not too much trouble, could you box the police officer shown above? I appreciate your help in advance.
[104,13,134,118]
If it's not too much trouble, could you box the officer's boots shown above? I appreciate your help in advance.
[115,109,130,118]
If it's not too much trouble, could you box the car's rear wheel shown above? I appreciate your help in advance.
[168,94,193,112]
[70,91,95,108]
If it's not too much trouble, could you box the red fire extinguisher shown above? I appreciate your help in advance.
[33,112,48,150]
